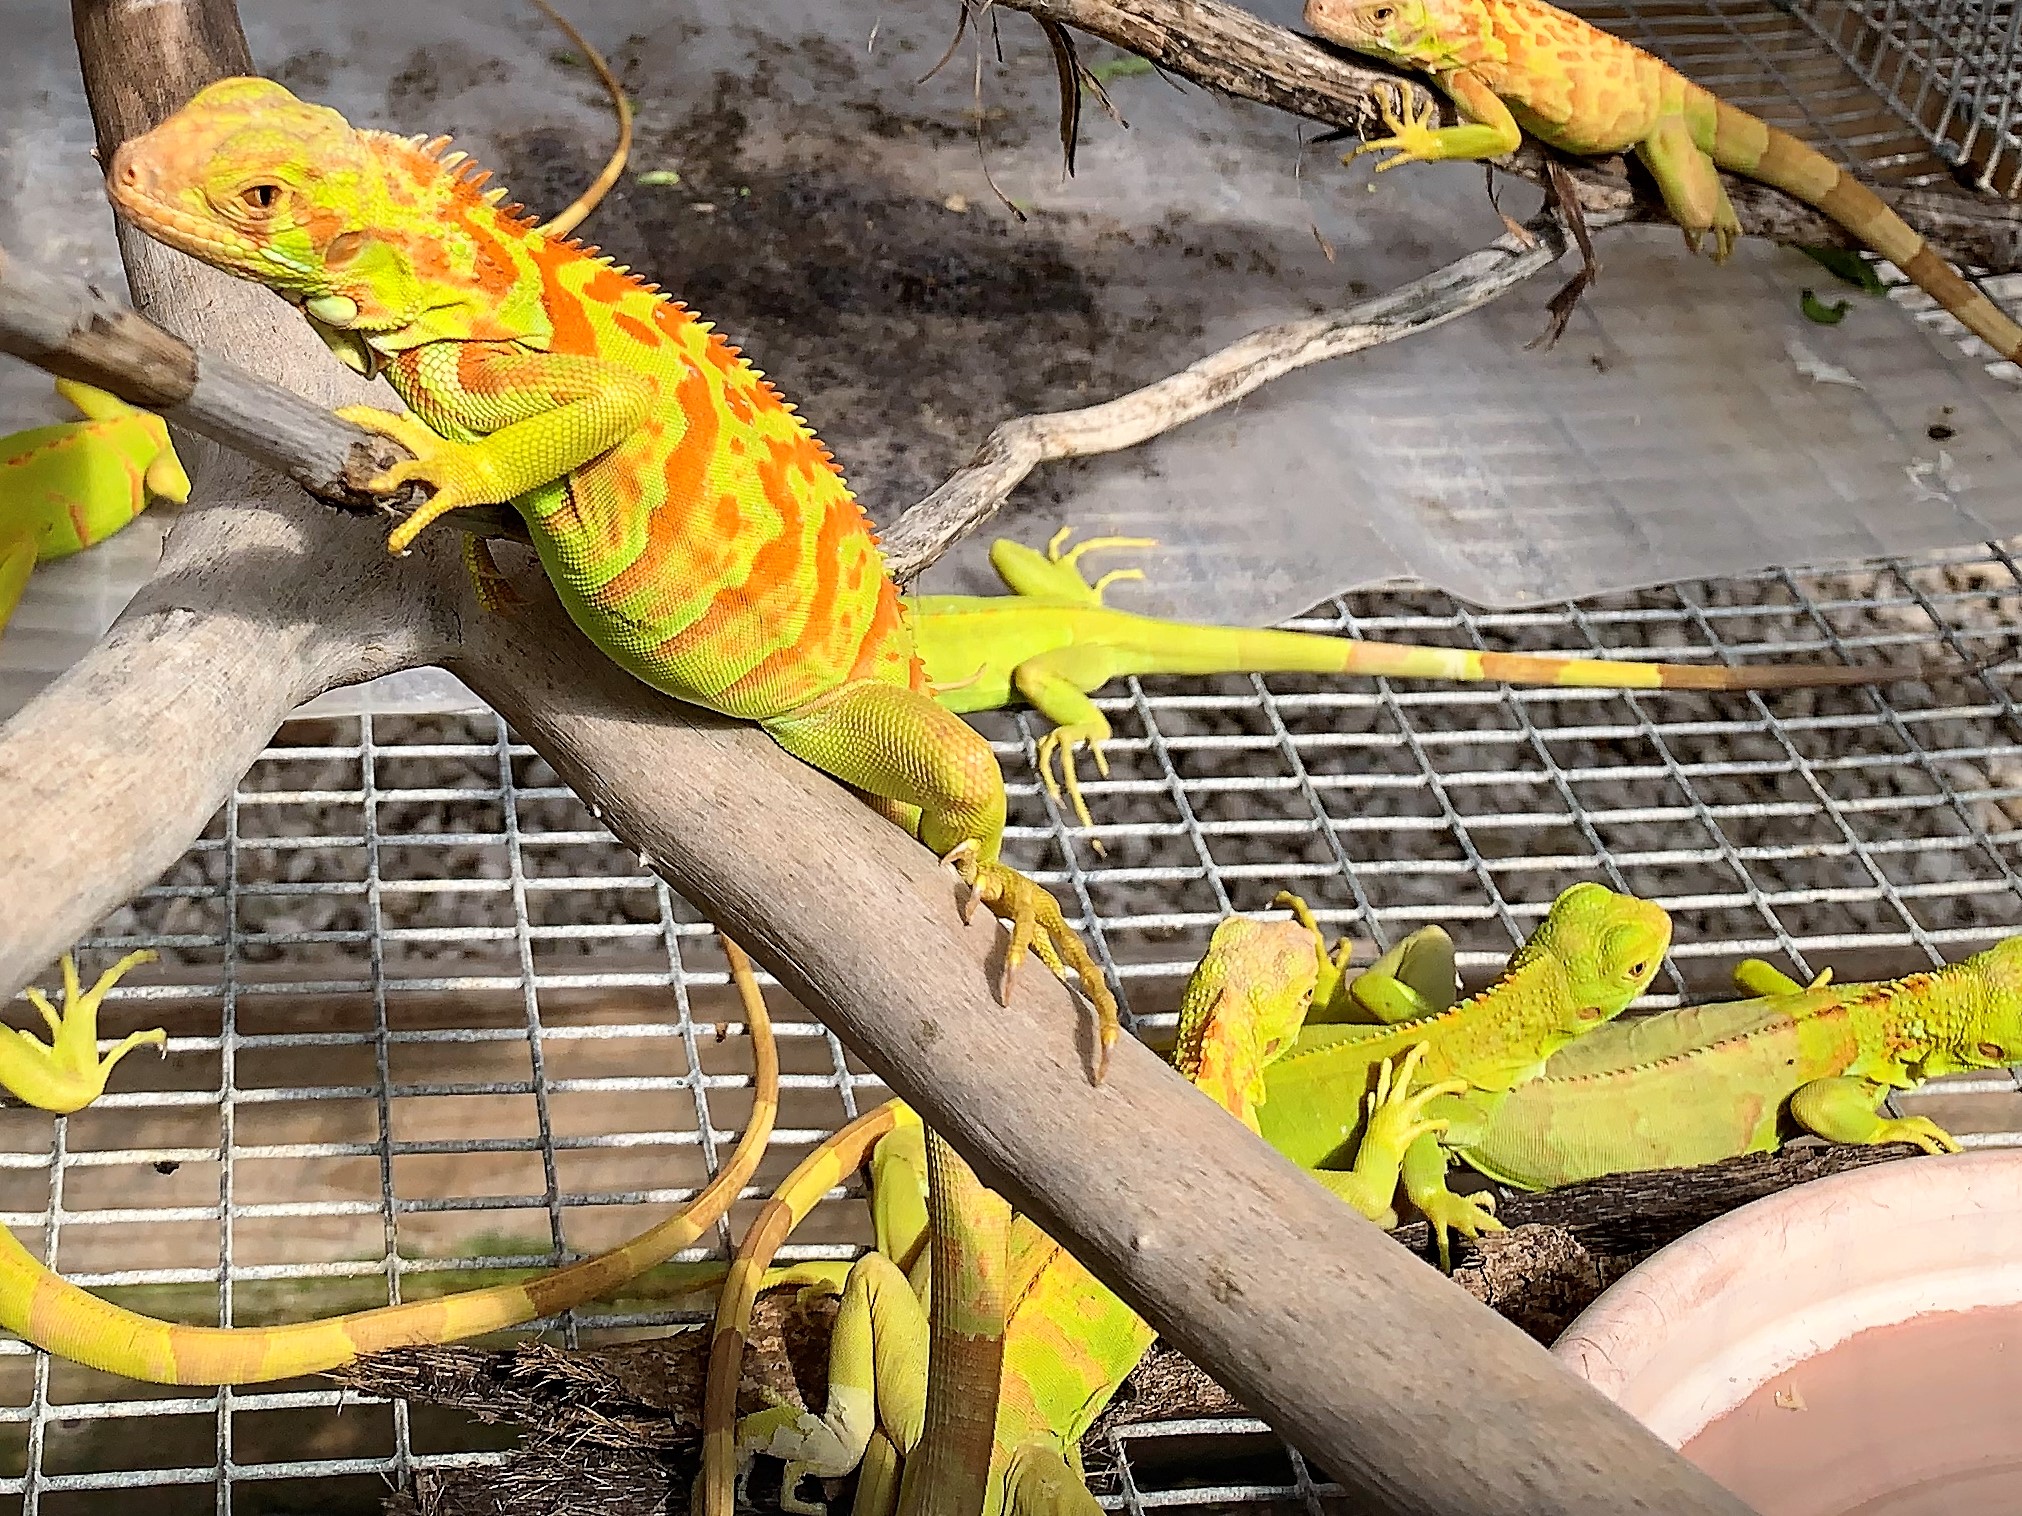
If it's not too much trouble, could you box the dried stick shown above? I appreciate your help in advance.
[981,0,2022,274]
[0,4,1755,1507]
[881,216,1565,575]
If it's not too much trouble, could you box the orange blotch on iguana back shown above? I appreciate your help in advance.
[612,311,660,348]
[527,236,599,354]
[580,264,636,309]
[583,363,723,613]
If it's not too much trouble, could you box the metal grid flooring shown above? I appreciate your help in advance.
[9,541,2022,1513]
[6,1,2022,1511]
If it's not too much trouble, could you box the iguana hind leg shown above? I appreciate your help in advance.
[2,951,166,1114]
[1308,1046,1465,1230]
[1635,116,1742,261]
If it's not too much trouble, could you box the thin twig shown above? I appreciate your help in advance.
[881,214,1567,578]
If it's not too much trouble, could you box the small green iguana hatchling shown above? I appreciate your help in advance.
[1305,0,2022,363]
[1254,881,1671,1264]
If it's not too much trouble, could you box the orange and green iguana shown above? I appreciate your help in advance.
[105,81,1126,1081]
[916,528,1936,833]
[0,381,191,644]
[702,903,1452,1516]
[1340,927,2022,1188]
[1304,0,2022,364]
[0,1,623,645]
[0,934,779,1384]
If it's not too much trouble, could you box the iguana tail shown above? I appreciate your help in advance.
[697,1099,911,1516]
[1144,621,1927,692]
[1709,100,2022,362]
[0,935,779,1384]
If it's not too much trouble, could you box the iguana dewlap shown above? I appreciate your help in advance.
[1306,0,2022,364]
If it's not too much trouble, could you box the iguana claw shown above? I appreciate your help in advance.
[3,951,167,1114]
[941,841,1120,1083]
[1349,87,1445,173]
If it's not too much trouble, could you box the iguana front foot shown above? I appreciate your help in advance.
[1417,1188,1504,1272]
[1870,1115,1962,1155]
[4,951,166,1114]
[941,841,1120,1082]
[334,404,500,553]
[1349,88,1445,173]
[1317,1044,1465,1227]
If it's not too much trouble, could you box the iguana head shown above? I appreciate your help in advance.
[1302,0,1481,70]
[1510,881,1671,1034]
[107,77,551,370]
[1954,934,2022,1068]
[1172,913,1326,1131]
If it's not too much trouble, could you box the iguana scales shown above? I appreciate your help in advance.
[106,80,1124,1077]
[1305,0,2022,363]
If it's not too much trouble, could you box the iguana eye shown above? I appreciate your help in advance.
[1627,961,1648,978]
[1371,4,1396,21]
[1980,1041,2004,1061]
[240,182,283,212]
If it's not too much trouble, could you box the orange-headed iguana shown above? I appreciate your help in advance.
[104,80,1125,1078]
[1305,0,2022,363]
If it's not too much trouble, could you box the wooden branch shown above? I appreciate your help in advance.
[983,0,2022,275]
[5,5,1750,1506]
[881,215,1564,577]
[0,243,522,542]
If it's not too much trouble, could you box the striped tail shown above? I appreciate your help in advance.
[0,934,780,1385]
[1147,622,1933,692]
[1710,99,2022,362]
[697,1099,910,1516]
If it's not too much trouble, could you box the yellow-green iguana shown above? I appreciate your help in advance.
[0,937,778,1383]
[1303,0,2022,362]
[916,529,1937,832]
[702,899,1451,1516]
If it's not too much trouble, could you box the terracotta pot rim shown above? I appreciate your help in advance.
[1550,1149,2022,1445]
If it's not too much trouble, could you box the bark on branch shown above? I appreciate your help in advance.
[983,0,2022,274]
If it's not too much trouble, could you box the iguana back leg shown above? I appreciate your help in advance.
[764,676,1121,1078]
[1337,925,1460,1026]
[1012,647,1123,833]
[1789,1075,1961,1154]
[1635,116,1742,261]
[1003,1444,1105,1516]
[988,528,1157,604]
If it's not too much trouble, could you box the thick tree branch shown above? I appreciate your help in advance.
[984,0,2022,274]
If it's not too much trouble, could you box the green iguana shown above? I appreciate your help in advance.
[1304,0,2022,362]
[1445,942,2022,1187]
[107,80,1125,1078]
[706,904,1449,1516]
[0,381,191,642]
[1254,882,1672,1264]
[915,529,1936,833]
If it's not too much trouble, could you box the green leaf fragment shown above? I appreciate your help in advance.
[1801,289,1852,325]
[1797,245,1888,295]
[1084,55,1153,86]
[635,170,682,186]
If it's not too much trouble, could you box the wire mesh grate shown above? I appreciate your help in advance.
[9,537,2022,1512]
[7,0,2022,1509]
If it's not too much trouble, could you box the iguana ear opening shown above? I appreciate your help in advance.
[318,231,426,331]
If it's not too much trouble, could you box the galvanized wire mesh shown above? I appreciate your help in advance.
[5,2,2021,1511]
